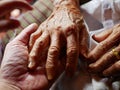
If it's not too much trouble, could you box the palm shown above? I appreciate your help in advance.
[0,42,50,90]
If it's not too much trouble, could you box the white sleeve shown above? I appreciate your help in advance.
[114,0,120,14]
[112,0,120,24]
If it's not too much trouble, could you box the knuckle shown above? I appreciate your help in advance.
[30,34,37,44]
[46,60,54,67]
[46,59,57,70]
[114,61,120,70]
[90,64,98,69]
[98,43,106,51]
[115,24,120,28]
[31,33,36,39]
[89,64,99,73]
[67,47,78,57]
[88,54,94,59]
[36,39,44,47]
[65,24,77,36]
[48,46,59,58]
[54,26,61,32]
[30,32,40,41]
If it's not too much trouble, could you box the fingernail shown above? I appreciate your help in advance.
[28,59,35,69]
[28,61,32,68]
[46,67,55,80]
[89,63,95,69]
[30,23,38,28]
[88,64,96,72]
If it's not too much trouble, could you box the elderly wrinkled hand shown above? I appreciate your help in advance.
[0,23,56,90]
[28,0,88,80]
[88,24,120,79]
[0,0,32,31]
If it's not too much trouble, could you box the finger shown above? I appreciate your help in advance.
[92,29,112,43]
[66,27,79,76]
[0,19,20,31]
[89,44,120,73]
[88,25,120,62]
[46,30,61,80]
[79,23,89,59]
[13,23,38,45]
[0,0,32,17]
[28,31,50,69]
[29,27,42,52]
[103,61,120,77]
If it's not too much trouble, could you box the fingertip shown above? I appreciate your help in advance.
[28,58,36,69]
[92,29,112,42]
[88,64,97,73]
[103,69,112,77]
[30,23,38,29]
[26,23,38,33]
[92,34,101,43]
[46,67,56,80]
[46,63,56,80]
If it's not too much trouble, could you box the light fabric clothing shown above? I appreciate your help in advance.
[1,0,120,90]
[85,0,120,90]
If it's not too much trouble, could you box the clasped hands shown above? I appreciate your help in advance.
[0,0,88,90]
[28,0,120,81]
[0,0,120,90]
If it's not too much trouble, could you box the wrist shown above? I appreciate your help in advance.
[53,0,80,7]
[0,80,21,90]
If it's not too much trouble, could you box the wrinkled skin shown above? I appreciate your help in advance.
[88,24,120,80]
[0,0,32,31]
[0,24,56,90]
[29,0,89,80]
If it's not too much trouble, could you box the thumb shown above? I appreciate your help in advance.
[92,29,112,42]
[13,23,38,45]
